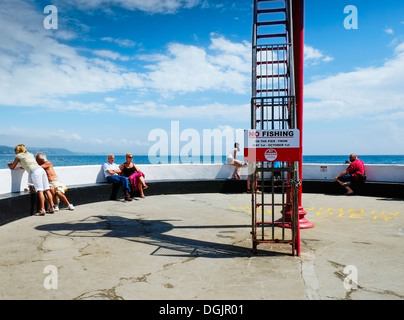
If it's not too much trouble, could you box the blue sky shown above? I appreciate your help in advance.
[1,0,404,156]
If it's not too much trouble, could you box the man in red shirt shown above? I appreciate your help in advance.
[334,154,365,195]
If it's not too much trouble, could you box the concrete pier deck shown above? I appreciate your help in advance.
[0,192,403,301]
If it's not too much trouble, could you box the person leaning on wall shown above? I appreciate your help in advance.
[8,144,55,215]
[36,152,75,211]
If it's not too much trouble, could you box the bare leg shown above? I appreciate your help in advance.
[45,190,55,211]
[56,191,71,206]
[37,191,46,212]
[232,160,242,179]
[336,178,354,195]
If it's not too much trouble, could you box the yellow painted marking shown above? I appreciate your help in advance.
[233,206,402,221]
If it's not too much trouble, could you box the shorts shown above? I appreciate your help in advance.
[339,174,354,182]
[29,167,50,192]
[50,180,67,194]
[226,157,234,165]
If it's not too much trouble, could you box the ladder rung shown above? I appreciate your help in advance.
[257,74,287,79]
[256,45,288,51]
[256,89,288,93]
[257,8,286,14]
[257,33,287,39]
[256,203,286,207]
[255,119,288,122]
[257,60,287,65]
[257,0,285,3]
[257,20,286,27]
[255,104,289,108]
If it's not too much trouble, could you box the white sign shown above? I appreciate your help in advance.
[244,129,300,148]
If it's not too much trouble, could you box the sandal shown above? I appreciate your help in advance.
[34,209,46,216]
[140,193,146,198]
[143,185,148,190]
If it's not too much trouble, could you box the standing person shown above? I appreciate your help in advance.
[103,154,133,201]
[334,153,366,195]
[8,144,55,215]
[36,152,74,211]
[226,142,244,179]
[120,153,148,198]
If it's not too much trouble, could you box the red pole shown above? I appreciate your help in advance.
[293,0,314,229]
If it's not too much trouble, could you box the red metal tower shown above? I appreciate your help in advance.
[246,0,313,256]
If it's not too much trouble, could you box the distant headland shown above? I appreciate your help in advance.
[0,145,76,155]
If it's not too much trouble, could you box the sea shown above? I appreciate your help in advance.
[1,154,404,169]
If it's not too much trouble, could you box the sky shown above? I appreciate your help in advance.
[1,0,404,156]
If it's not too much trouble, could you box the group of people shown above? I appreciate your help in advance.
[8,145,149,216]
[8,144,74,216]
[226,143,366,196]
[102,153,148,201]
[8,143,363,217]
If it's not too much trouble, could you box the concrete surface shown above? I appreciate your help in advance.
[0,192,403,300]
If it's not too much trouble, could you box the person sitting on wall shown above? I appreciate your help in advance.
[103,154,132,201]
[334,153,366,195]
[226,142,245,179]
[36,152,75,211]
[120,153,148,198]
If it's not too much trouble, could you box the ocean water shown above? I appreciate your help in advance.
[1,154,403,169]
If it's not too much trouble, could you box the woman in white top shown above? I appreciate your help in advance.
[8,144,55,216]
[226,142,243,179]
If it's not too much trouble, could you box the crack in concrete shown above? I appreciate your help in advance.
[329,260,404,300]
[300,250,321,300]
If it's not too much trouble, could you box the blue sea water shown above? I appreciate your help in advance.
[1,154,404,169]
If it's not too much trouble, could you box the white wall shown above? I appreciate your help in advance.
[0,164,248,195]
[1,163,403,195]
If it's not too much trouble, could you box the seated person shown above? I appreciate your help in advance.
[334,153,365,195]
[120,153,148,198]
[36,152,75,211]
[226,142,244,179]
[103,154,132,201]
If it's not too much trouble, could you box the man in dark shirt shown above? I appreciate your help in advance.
[334,153,365,195]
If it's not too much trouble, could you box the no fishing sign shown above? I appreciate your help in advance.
[244,129,301,162]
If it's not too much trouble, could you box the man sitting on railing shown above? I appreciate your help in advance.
[103,154,132,201]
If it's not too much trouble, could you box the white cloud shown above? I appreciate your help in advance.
[140,35,251,94]
[101,37,136,48]
[0,1,250,110]
[304,44,334,66]
[304,42,404,121]
[384,28,394,35]
[93,49,131,61]
[64,0,201,13]
[0,0,144,107]
[116,101,249,121]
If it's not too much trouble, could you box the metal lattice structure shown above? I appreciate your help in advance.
[250,0,301,255]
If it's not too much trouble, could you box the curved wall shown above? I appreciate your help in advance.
[1,163,403,196]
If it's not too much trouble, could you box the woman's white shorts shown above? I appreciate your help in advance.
[29,167,50,192]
